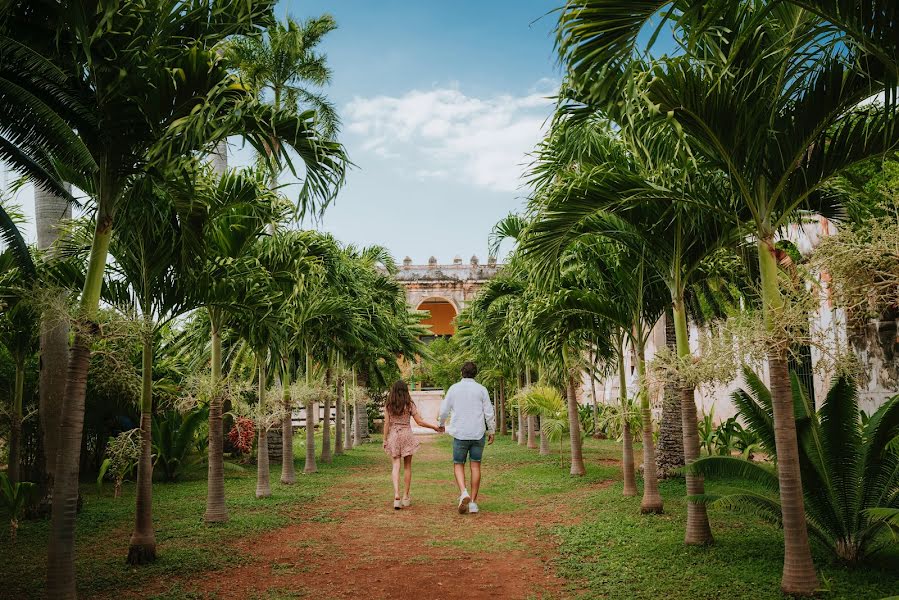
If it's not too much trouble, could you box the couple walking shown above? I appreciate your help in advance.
[382,361,495,513]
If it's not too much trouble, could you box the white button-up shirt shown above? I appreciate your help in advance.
[438,378,495,440]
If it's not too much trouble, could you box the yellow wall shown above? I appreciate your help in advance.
[418,300,456,335]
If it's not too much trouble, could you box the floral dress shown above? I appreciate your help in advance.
[383,406,422,458]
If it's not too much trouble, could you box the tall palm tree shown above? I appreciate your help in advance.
[522,105,741,536]
[98,160,223,564]
[557,2,899,593]
[189,166,284,521]
[227,14,340,139]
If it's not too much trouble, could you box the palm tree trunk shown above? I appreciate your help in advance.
[499,377,507,435]
[36,185,71,497]
[636,336,663,514]
[672,296,713,545]
[567,374,586,476]
[280,359,296,484]
[528,415,539,449]
[656,308,684,478]
[539,415,550,455]
[758,238,818,594]
[517,408,526,445]
[321,367,332,463]
[204,313,228,523]
[344,381,354,450]
[589,349,600,438]
[353,399,362,446]
[335,371,344,456]
[8,357,24,485]
[510,402,516,440]
[128,333,156,565]
[255,356,271,498]
[303,353,317,473]
[47,203,114,599]
[618,341,637,496]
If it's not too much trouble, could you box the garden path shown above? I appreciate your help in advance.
[139,435,593,600]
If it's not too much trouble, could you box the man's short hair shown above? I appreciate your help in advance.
[461,361,478,379]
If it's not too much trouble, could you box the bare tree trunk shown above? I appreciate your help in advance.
[46,198,114,599]
[567,375,586,476]
[35,185,71,500]
[656,309,684,478]
[636,337,663,514]
[770,353,818,593]
[280,360,296,484]
[589,349,600,438]
[344,384,354,450]
[499,377,507,435]
[335,372,344,456]
[255,358,271,498]
[128,336,156,564]
[321,368,332,463]
[757,237,817,594]
[304,400,317,474]
[618,345,637,497]
[527,415,538,449]
[204,320,228,522]
[517,408,526,445]
[539,415,550,455]
[681,385,713,544]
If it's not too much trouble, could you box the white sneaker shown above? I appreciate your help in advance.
[458,491,471,514]
[402,496,411,507]
[469,501,479,514]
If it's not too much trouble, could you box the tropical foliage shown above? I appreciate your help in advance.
[691,371,899,563]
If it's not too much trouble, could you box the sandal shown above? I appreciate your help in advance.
[393,498,402,510]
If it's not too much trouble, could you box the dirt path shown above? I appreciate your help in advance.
[142,437,597,600]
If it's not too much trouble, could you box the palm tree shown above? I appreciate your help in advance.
[228,14,340,138]
[522,111,728,515]
[11,2,348,594]
[99,161,219,564]
[194,167,284,521]
[558,2,899,593]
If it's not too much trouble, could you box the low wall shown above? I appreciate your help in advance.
[411,390,443,434]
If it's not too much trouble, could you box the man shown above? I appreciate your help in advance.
[438,361,495,514]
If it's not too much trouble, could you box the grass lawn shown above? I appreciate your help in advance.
[1,433,897,599]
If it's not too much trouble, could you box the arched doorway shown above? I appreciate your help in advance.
[416,297,458,340]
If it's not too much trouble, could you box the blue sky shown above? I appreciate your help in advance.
[6,1,561,262]
[265,0,562,263]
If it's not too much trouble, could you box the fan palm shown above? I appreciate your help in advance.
[558,3,899,592]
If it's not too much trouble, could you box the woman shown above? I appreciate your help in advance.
[382,380,442,509]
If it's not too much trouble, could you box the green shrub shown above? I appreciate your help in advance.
[691,369,899,563]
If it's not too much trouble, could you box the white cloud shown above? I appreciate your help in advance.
[344,83,556,192]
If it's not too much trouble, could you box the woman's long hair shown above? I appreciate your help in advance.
[385,380,413,417]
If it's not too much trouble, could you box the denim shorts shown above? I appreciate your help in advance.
[452,435,486,464]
